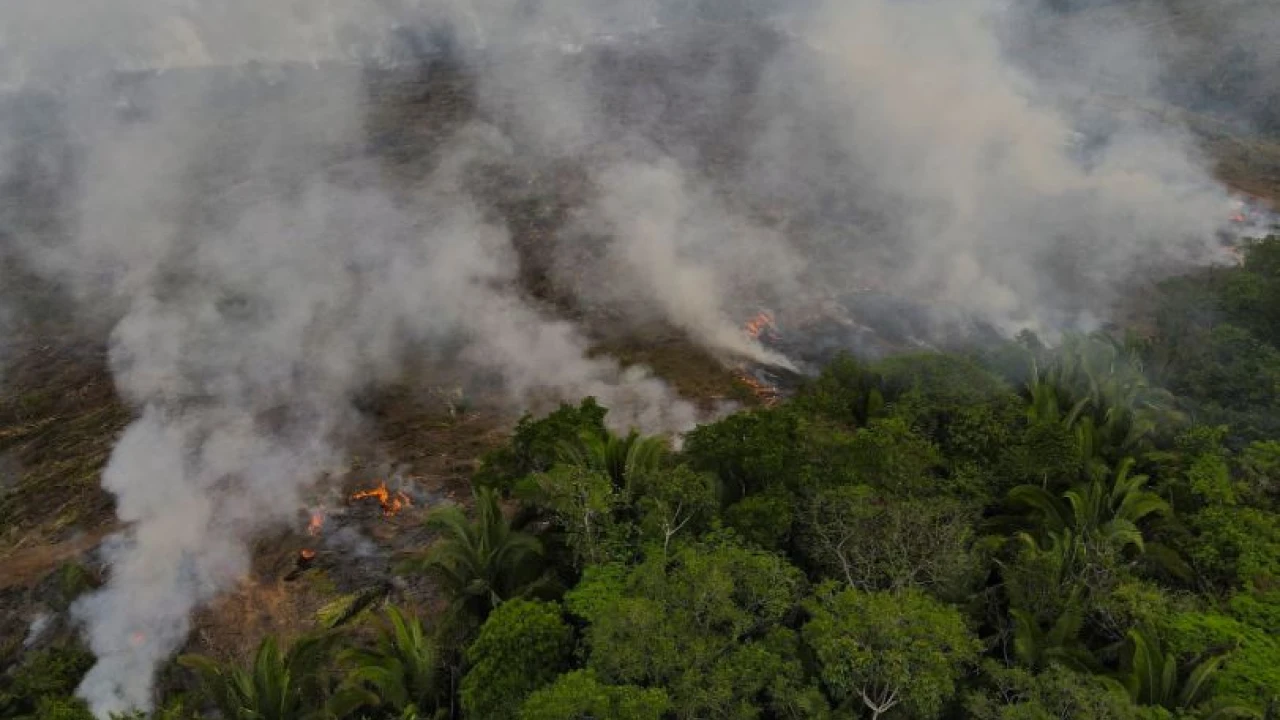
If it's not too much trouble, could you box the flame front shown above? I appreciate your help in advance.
[307,510,324,536]
[733,370,781,406]
[350,480,412,517]
[736,311,783,406]
[744,310,776,341]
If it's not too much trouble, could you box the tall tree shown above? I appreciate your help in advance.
[565,537,807,719]
[518,670,670,720]
[802,583,980,720]
[459,599,573,720]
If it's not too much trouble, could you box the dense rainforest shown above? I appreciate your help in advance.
[7,235,1280,719]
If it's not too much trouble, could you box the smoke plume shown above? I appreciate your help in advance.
[0,0,1273,715]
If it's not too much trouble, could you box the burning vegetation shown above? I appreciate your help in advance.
[734,310,785,406]
[349,481,412,518]
[744,310,778,343]
[306,511,324,536]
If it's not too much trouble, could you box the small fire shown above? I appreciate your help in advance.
[350,480,412,517]
[129,632,146,648]
[307,510,324,536]
[734,369,781,407]
[744,310,777,342]
[299,548,317,561]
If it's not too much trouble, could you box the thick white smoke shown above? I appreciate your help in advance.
[742,0,1235,333]
[0,0,1271,716]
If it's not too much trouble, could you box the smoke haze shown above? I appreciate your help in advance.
[0,0,1272,715]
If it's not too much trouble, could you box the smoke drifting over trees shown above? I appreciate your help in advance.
[0,0,1272,715]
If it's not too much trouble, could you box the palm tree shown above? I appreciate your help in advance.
[179,632,341,720]
[401,487,544,622]
[1006,457,1170,555]
[1119,627,1255,718]
[1009,588,1096,672]
[555,428,668,496]
[335,606,447,720]
[1026,333,1183,463]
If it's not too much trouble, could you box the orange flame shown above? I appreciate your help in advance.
[350,481,412,517]
[299,548,317,561]
[744,310,776,341]
[733,369,781,407]
[307,510,324,536]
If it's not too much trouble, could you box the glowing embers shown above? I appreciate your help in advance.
[349,480,412,518]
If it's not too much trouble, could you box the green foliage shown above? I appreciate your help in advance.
[1238,440,1280,507]
[1005,457,1170,560]
[459,600,573,720]
[966,661,1161,720]
[1144,237,1280,446]
[1228,590,1280,634]
[29,698,94,720]
[1118,626,1231,713]
[877,353,1022,467]
[794,353,886,428]
[1028,333,1181,464]
[1009,588,1095,672]
[522,464,621,567]
[682,407,861,501]
[0,640,94,718]
[336,605,446,719]
[554,429,668,496]
[632,464,717,553]
[566,536,805,719]
[518,671,669,720]
[1162,611,1280,711]
[843,417,943,496]
[1001,419,1083,491]
[473,399,608,491]
[1188,506,1280,590]
[797,484,983,598]
[802,583,981,719]
[722,492,794,551]
[402,487,545,623]
[1169,325,1280,411]
[179,632,342,720]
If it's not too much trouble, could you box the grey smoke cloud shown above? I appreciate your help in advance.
[0,0,1272,716]
[740,0,1235,333]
